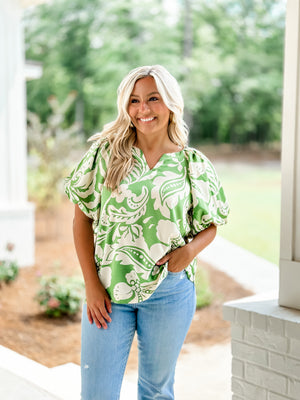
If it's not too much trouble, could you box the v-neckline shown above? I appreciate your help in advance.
[132,146,184,170]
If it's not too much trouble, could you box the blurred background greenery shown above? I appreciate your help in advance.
[24,0,285,265]
[24,0,285,144]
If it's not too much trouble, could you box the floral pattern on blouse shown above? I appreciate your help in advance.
[64,140,229,304]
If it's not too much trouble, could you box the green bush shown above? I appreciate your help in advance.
[195,267,213,309]
[0,260,19,284]
[36,275,85,317]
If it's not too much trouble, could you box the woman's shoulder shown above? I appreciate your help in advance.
[89,136,110,151]
[86,137,111,159]
[183,146,211,164]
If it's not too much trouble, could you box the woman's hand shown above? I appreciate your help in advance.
[156,225,217,272]
[85,279,112,329]
[156,244,194,273]
[73,204,112,329]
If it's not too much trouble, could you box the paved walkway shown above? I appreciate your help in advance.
[199,235,279,294]
[123,343,232,400]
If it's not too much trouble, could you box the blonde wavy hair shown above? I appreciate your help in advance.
[89,65,189,189]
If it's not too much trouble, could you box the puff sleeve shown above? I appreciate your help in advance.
[185,148,229,235]
[64,140,110,221]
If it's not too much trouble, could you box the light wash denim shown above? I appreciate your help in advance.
[81,270,196,400]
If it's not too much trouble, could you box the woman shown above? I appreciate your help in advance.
[65,65,229,400]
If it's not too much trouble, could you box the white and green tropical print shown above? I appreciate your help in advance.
[65,140,229,304]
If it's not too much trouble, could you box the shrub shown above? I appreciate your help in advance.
[36,275,85,317]
[0,243,19,286]
[0,260,19,284]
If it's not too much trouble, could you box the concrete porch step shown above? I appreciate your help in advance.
[0,345,137,400]
[50,363,137,399]
[0,367,59,400]
[0,345,60,399]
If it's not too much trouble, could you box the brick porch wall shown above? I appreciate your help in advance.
[223,293,300,400]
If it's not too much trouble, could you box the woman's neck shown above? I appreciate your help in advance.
[134,135,179,155]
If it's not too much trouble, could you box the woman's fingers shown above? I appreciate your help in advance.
[105,297,112,314]
[87,299,112,329]
[87,306,93,325]
[165,246,193,272]
[91,307,108,329]
[99,301,112,323]
[156,254,170,265]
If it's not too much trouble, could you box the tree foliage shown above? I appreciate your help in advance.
[24,0,285,144]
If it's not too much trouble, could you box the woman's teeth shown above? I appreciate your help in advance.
[140,117,155,122]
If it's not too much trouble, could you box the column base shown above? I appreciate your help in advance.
[0,202,35,267]
[223,292,300,400]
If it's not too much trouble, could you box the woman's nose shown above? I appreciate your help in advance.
[139,101,150,112]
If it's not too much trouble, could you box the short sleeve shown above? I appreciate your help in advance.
[185,148,229,235]
[64,140,110,221]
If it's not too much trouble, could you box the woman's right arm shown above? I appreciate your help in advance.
[73,204,112,329]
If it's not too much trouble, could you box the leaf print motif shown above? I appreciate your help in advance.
[190,179,210,205]
[156,220,183,246]
[107,186,149,224]
[152,170,190,219]
[159,171,187,204]
[127,186,148,210]
[64,142,106,221]
[129,161,148,182]
[188,159,206,179]
[113,270,162,302]
[122,148,148,185]
[119,224,143,242]
[99,267,112,289]
[113,282,135,302]
[95,225,118,248]
[143,216,153,224]
[113,246,155,279]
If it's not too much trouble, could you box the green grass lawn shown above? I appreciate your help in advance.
[215,162,281,265]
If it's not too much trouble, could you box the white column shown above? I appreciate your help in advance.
[279,0,300,309]
[0,0,35,266]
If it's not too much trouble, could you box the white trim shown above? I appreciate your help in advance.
[279,259,300,309]
[279,0,300,308]
[280,0,300,261]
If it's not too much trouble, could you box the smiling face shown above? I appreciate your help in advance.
[128,76,171,141]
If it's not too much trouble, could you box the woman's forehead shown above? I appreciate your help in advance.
[131,76,158,96]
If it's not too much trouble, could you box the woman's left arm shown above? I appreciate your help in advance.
[156,224,217,273]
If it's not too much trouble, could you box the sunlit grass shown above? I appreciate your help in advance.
[215,162,281,265]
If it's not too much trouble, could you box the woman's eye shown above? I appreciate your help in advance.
[149,97,159,101]
[130,99,139,103]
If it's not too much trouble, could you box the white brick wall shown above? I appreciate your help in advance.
[223,293,300,400]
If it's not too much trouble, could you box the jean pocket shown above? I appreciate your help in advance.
[167,270,185,278]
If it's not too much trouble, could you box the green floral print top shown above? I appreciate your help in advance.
[64,140,229,304]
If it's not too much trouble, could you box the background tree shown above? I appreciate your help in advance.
[24,0,285,145]
[187,0,285,144]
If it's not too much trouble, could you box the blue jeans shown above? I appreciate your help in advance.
[81,270,196,400]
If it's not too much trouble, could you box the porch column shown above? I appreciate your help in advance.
[223,2,300,399]
[278,0,300,310]
[0,0,35,266]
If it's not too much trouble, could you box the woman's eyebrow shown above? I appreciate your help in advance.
[130,91,160,97]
